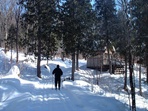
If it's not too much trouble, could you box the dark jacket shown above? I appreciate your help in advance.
[52,67,63,79]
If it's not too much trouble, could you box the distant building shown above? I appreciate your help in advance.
[87,46,124,74]
[87,47,111,71]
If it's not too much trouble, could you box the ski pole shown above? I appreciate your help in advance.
[52,74,54,90]
[61,76,63,88]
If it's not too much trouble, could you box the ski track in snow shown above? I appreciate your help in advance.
[0,60,129,111]
[0,72,128,111]
[43,74,89,111]
[58,89,86,111]
[0,49,148,111]
[0,74,88,111]
[57,90,77,111]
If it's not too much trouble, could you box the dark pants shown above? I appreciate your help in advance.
[55,78,61,90]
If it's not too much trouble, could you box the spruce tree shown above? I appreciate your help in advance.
[115,0,130,91]
[61,0,95,80]
[94,0,117,74]
[19,0,59,78]
[131,0,148,83]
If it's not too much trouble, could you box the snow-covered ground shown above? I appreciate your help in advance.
[0,48,148,111]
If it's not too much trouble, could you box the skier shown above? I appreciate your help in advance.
[52,65,63,90]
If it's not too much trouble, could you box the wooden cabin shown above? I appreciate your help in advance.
[87,48,111,71]
[87,47,124,74]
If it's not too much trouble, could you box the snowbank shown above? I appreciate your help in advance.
[6,65,20,78]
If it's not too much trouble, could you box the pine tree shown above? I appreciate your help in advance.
[19,0,59,78]
[116,0,130,91]
[131,0,148,83]
[60,0,95,80]
[94,0,117,74]
[40,0,59,63]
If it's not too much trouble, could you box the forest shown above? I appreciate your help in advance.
[0,0,147,110]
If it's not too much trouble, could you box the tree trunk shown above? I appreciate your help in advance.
[4,21,8,53]
[146,65,148,83]
[15,5,22,64]
[76,49,79,70]
[10,35,13,63]
[37,4,41,78]
[146,44,148,83]
[139,63,142,95]
[4,36,8,53]
[15,16,19,64]
[71,52,75,81]
[37,28,41,78]
[106,17,112,74]
[124,53,128,90]
[107,41,112,74]
[129,51,136,111]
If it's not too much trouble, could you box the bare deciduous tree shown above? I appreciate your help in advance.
[0,0,16,52]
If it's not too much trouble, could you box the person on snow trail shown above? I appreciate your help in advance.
[52,65,63,90]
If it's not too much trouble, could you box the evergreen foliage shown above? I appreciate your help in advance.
[7,24,16,50]
[130,0,148,83]
[60,0,93,55]
[19,0,59,78]
[94,0,117,74]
